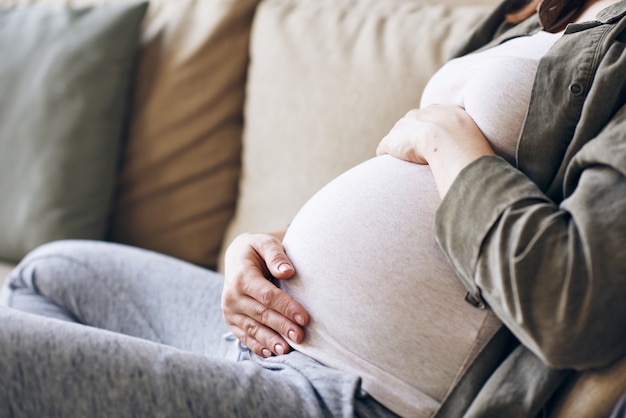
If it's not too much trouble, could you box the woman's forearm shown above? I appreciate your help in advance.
[436,155,626,370]
[423,130,495,198]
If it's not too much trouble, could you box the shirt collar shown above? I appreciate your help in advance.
[596,0,626,23]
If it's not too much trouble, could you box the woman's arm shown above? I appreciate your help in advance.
[379,104,626,370]
[435,114,626,370]
[221,231,309,357]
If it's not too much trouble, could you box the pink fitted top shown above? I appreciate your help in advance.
[421,30,560,163]
[281,31,560,418]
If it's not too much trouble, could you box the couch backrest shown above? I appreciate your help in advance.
[220,0,496,266]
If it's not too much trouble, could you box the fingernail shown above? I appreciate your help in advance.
[288,330,297,342]
[262,348,271,358]
[295,314,304,325]
[274,344,285,355]
[277,263,290,273]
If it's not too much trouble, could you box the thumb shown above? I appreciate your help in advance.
[269,256,295,280]
[256,235,295,280]
[376,136,389,156]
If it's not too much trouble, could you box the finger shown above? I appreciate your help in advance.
[222,293,287,357]
[222,285,305,343]
[376,129,403,157]
[404,108,420,118]
[230,323,281,358]
[241,295,306,344]
[377,113,415,156]
[230,316,293,357]
[251,235,296,280]
[221,277,307,346]
[235,327,272,357]
[241,275,309,327]
[376,135,388,156]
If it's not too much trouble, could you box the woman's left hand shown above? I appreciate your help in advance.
[376,105,495,198]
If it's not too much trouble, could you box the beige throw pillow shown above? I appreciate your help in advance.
[219,0,494,269]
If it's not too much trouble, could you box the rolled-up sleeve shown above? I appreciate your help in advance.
[434,122,626,370]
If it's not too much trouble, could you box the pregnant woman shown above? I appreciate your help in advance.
[264,29,560,416]
[2,0,626,417]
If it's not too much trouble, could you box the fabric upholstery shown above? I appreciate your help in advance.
[0,1,147,263]
[2,0,259,268]
[110,0,259,269]
[220,0,494,269]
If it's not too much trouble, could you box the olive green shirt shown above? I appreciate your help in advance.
[433,0,626,416]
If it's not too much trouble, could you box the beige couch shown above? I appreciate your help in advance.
[1,0,626,416]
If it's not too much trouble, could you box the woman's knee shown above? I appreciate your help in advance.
[0,240,104,318]
[4,240,117,296]
[21,240,109,263]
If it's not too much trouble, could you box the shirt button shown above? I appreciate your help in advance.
[569,83,584,96]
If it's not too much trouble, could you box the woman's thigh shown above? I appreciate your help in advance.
[0,307,345,418]
[1,240,229,354]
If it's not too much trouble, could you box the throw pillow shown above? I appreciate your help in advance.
[109,0,259,269]
[219,0,494,270]
[0,2,147,263]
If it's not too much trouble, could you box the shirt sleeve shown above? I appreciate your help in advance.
[434,114,626,370]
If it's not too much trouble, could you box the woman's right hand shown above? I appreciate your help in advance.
[221,232,309,357]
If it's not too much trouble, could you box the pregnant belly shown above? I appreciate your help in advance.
[281,155,502,413]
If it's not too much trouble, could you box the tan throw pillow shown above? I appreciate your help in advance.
[219,0,494,270]
[110,0,259,269]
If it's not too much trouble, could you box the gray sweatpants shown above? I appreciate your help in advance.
[0,240,395,418]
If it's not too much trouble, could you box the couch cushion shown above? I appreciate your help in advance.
[219,0,495,268]
[0,1,147,263]
[2,0,259,269]
[109,0,259,269]
[0,260,14,289]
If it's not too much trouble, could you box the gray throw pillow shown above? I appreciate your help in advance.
[0,2,147,263]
